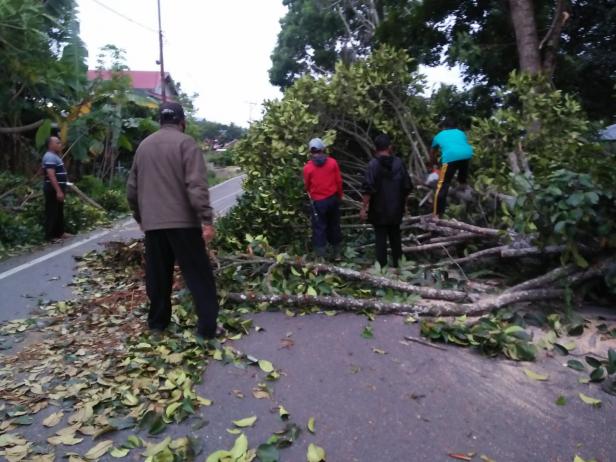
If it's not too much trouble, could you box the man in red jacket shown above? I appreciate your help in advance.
[303,138,343,259]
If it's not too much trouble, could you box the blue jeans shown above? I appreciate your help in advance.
[311,195,342,255]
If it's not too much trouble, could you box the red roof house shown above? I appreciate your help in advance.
[87,70,178,101]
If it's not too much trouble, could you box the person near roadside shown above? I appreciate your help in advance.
[429,117,474,218]
[360,134,412,268]
[127,101,220,339]
[42,136,69,241]
[302,137,344,260]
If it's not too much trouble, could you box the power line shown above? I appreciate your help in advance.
[90,0,158,34]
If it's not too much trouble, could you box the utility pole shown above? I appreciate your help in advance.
[157,0,166,102]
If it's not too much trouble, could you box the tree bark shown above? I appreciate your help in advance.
[0,119,45,134]
[305,262,469,302]
[508,0,543,75]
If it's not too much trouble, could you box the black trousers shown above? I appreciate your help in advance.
[374,224,402,268]
[311,195,342,255]
[44,188,64,240]
[145,228,219,337]
[434,159,470,217]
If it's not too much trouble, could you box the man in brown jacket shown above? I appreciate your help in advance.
[127,101,219,339]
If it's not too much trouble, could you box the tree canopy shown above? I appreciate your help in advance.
[270,0,616,120]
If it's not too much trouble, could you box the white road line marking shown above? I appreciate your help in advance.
[211,191,242,206]
[0,230,110,281]
[0,176,245,280]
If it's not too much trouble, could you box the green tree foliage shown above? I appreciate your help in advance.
[0,0,88,170]
[271,0,616,120]
[470,73,606,187]
[219,46,429,250]
[470,73,616,265]
[269,0,437,89]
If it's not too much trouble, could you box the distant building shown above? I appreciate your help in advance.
[86,70,178,102]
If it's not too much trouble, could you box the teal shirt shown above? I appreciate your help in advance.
[431,129,473,164]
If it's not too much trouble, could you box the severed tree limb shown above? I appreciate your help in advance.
[424,232,481,245]
[227,292,460,316]
[427,218,503,238]
[505,264,577,293]
[304,261,469,302]
[500,244,566,258]
[403,335,448,351]
[438,246,509,266]
[403,238,473,253]
[461,288,566,316]
[67,183,105,210]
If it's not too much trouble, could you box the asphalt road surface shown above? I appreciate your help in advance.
[1,172,615,461]
[0,174,244,323]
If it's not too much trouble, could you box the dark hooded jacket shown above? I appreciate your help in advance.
[361,155,412,225]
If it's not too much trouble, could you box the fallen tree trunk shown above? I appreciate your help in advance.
[227,292,460,316]
[505,264,577,293]
[304,262,469,302]
[428,218,503,238]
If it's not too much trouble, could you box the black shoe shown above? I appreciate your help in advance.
[196,324,226,341]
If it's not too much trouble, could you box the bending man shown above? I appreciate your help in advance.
[430,117,474,218]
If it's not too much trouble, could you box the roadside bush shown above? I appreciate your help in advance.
[98,189,129,214]
[64,196,108,234]
[511,169,616,266]
[77,175,106,198]
[0,208,42,248]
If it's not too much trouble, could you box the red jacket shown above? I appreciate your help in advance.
[303,156,343,201]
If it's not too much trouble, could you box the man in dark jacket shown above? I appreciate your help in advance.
[303,137,344,259]
[127,102,219,339]
[360,134,412,268]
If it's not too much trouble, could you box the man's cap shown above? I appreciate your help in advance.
[159,101,185,124]
[308,138,325,152]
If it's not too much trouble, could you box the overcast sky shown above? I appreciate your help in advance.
[77,0,461,127]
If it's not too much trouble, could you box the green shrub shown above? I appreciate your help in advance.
[511,169,616,266]
[64,196,108,234]
[0,208,42,247]
[77,175,106,198]
[98,189,129,213]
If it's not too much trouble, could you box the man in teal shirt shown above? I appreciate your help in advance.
[430,117,474,217]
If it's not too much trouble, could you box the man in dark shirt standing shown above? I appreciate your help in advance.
[42,136,68,241]
[303,137,344,260]
[127,102,219,339]
[360,134,412,268]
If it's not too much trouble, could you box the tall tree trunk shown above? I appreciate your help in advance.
[508,0,543,75]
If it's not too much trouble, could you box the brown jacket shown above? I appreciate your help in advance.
[127,125,213,231]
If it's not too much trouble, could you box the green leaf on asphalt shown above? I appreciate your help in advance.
[110,447,130,458]
[230,433,249,459]
[259,359,274,373]
[144,436,171,457]
[307,443,326,462]
[233,416,257,428]
[578,393,601,407]
[84,440,114,459]
[590,367,606,382]
[585,356,602,368]
[361,325,373,339]
[555,396,567,406]
[257,443,280,462]
[279,405,289,421]
[307,417,315,433]
[43,411,64,428]
[567,359,585,371]
[524,368,549,381]
[148,413,167,435]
